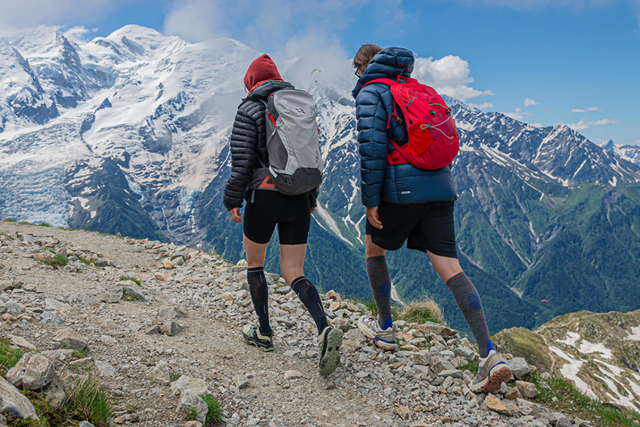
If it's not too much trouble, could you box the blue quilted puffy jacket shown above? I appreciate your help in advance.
[352,47,458,207]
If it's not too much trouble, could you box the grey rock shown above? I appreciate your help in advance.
[40,311,65,325]
[173,256,185,266]
[40,349,75,361]
[234,374,250,389]
[437,369,464,379]
[177,389,208,424]
[149,361,171,384]
[43,373,66,411]
[556,418,572,427]
[45,298,71,311]
[123,286,146,302]
[413,350,431,365]
[52,328,88,352]
[159,307,187,319]
[79,422,95,427]
[441,376,454,389]
[431,359,456,374]
[171,376,207,396]
[100,287,122,303]
[164,321,183,336]
[506,357,530,380]
[22,354,55,390]
[0,376,39,420]
[55,246,67,260]
[453,346,477,360]
[94,360,116,377]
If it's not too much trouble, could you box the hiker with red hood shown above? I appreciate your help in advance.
[224,54,343,376]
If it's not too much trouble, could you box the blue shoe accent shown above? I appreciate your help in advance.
[380,280,391,298]
[374,337,397,345]
[381,316,393,330]
[487,339,496,354]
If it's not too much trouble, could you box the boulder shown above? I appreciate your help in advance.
[171,376,207,396]
[516,380,540,399]
[485,394,512,416]
[506,357,530,380]
[0,376,39,420]
[22,354,55,390]
[94,360,117,377]
[52,328,88,352]
[177,390,208,424]
[100,287,122,303]
[149,361,171,384]
[43,373,66,410]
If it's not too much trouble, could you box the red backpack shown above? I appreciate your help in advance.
[363,77,460,170]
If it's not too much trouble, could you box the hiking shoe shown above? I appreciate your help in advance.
[470,350,512,393]
[318,324,343,376]
[242,324,274,352]
[357,315,397,351]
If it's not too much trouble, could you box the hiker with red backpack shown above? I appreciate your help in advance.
[224,54,343,376]
[352,45,512,393]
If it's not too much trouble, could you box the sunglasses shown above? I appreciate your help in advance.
[355,69,362,78]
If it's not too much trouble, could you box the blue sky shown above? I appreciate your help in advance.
[1,0,639,144]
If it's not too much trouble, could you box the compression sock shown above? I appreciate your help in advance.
[446,272,494,358]
[291,276,329,335]
[247,267,271,334]
[366,256,393,330]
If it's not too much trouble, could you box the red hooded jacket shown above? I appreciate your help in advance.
[244,54,283,94]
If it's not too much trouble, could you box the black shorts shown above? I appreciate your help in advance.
[243,190,310,245]
[366,201,457,258]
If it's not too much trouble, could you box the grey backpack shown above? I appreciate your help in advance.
[259,89,323,196]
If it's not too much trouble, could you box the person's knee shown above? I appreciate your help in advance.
[365,237,386,258]
[280,264,303,286]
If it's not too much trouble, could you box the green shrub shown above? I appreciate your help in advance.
[4,218,16,222]
[203,395,222,424]
[42,255,68,268]
[0,338,24,371]
[19,221,31,225]
[37,223,51,227]
[65,376,112,427]
[396,298,444,325]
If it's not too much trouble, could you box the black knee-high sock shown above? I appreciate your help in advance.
[291,276,328,335]
[247,267,271,334]
[366,256,393,329]
[446,272,494,358]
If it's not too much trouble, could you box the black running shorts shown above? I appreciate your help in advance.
[366,201,458,258]
[243,190,311,245]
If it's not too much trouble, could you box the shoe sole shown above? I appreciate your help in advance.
[319,328,343,376]
[471,364,512,393]
[357,320,397,351]
[243,334,274,352]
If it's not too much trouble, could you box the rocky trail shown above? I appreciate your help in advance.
[0,222,591,427]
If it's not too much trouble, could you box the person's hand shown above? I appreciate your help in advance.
[229,208,243,223]
[310,207,316,215]
[366,206,383,229]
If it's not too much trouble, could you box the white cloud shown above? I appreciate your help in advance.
[412,55,492,101]
[0,0,114,28]
[572,109,587,113]
[164,0,225,42]
[503,107,533,120]
[587,106,602,111]
[524,98,537,107]
[468,102,494,110]
[566,118,620,131]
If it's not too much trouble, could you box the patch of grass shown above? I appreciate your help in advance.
[37,223,51,227]
[78,256,95,267]
[76,268,83,273]
[170,372,182,382]
[532,371,640,427]
[0,337,24,370]
[459,359,479,375]
[19,221,31,225]
[4,218,16,222]
[0,232,15,240]
[183,408,198,421]
[395,298,444,325]
[119,276,141,286]
[65,375,113,427]
[72,348,89,359]
[203,395,222,425]
[126,404,138,413]
[42,255,68,268]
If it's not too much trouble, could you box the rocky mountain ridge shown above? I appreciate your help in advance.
[0,221,612,426]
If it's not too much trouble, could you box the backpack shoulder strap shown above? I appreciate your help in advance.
[361,78,398,89]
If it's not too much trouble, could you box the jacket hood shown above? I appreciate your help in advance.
[244,54,283,93]
[352,47,414,98]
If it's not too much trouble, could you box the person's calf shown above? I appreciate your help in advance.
[291,276,328,335]
[247,267,271,334]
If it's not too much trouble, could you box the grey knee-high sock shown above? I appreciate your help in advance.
[366,256,393,329]
[247,267,271,334]
[446,272,495,358]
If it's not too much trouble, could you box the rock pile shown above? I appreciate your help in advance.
[0,223,594,426]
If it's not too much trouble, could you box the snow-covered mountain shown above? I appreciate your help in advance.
[1,25,640,334]
[601,139,640,165]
